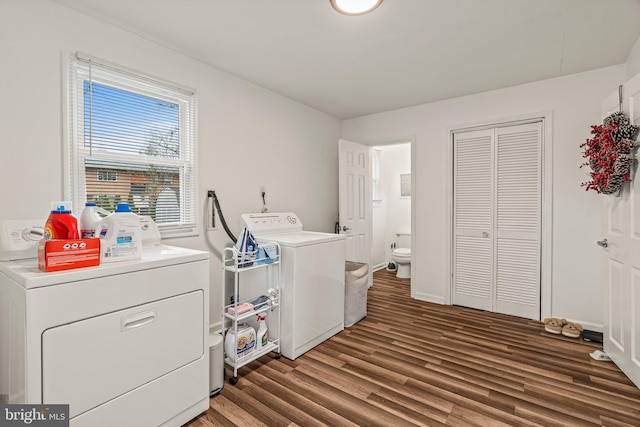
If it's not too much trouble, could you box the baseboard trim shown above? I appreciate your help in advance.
[412,291,445,305]
[372,262,387,272]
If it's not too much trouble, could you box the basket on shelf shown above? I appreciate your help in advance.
[234,247,257,268]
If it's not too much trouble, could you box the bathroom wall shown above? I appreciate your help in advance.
[371,149,386,270]
[371,143,411,270]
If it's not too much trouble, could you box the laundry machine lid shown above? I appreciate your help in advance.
[242,212,344,247]
[256,231,344,247]
[0,245,209,289]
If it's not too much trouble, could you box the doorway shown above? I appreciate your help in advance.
[370,142,412,274]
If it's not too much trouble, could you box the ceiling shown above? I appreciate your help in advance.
[51,0,640,119]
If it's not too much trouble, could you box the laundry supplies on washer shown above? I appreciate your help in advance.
[79,203,111,238]
[96,203,142,262]
[234,227,257,267]
[44,201,79,240]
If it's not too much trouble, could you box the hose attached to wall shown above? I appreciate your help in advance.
[207,190,237,243]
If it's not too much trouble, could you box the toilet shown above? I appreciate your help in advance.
[391,233,411,279]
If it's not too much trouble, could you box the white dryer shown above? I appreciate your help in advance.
[241,213,345,360]
[0,244,210,426]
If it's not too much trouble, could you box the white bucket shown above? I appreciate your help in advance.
[97,203,143,262]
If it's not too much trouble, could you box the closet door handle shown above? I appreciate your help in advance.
[482,232,489,238]
[597,238,608,248]
[342,226,352,232]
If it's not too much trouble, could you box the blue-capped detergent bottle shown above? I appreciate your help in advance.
[96,203,142,262]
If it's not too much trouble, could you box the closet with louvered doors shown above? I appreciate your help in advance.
[452,121,542,320]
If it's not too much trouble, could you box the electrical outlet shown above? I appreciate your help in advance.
[207,189,216,230]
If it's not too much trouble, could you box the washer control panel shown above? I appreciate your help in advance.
[240,212,302,234]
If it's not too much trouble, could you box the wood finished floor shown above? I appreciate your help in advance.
[186,269,640,426]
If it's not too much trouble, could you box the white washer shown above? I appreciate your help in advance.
[0,244,210,426]
[241,213,345,360]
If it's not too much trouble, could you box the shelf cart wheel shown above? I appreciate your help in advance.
[229,376,238,385]
[275,352,282,359]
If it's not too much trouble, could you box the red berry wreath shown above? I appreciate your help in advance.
[580,111,638,194]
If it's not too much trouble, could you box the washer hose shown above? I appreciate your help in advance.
[207,191,237,243]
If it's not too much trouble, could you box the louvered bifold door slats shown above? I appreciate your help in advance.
[494,122,541,319]
[453,122,542,320]
[453,130,494,311]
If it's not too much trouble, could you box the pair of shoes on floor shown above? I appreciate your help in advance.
[543,318,584,338]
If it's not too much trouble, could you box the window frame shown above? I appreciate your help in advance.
[96,170,118,182]
[64,53,198,238]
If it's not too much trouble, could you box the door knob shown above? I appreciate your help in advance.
[342,226,352,232]
[597,238,608,248]
[482,232,489,238]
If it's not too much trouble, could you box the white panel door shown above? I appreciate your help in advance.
[339,139,372,271]
[453,122,542,319]
[602,77,640,388]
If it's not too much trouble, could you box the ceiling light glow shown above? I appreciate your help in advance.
[330,0,383,16]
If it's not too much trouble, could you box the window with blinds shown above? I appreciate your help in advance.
[66,53,197,236]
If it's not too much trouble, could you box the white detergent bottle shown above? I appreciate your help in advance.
[224,323,256,361]
[97,203,142,262]
[256,313,268,350]
[79,203,111,238]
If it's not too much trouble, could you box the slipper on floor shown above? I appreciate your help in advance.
[562,322,584,338]
[543,317,566,334]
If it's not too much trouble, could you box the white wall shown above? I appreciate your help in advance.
[626,36,640,79]
[371,150,386,269]
[343,66,626,331]
[0,0,342,328]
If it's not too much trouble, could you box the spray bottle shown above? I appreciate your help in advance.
[256,313,268,350]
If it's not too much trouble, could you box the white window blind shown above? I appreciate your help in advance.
[66,53,197,236]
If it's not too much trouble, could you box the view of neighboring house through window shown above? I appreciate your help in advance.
[66,54,197,236]
[97,170,117,182]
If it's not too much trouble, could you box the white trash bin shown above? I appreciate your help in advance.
[344,261,368,327]
[209,332,224,396]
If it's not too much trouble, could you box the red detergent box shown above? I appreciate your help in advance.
[38,238,100,272]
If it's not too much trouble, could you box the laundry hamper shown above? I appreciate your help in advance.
[344,261,368,327]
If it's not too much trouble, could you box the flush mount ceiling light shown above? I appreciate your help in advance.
[330,0,383,16]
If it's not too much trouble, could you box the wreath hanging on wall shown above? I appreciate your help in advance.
[580,111,639,194]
